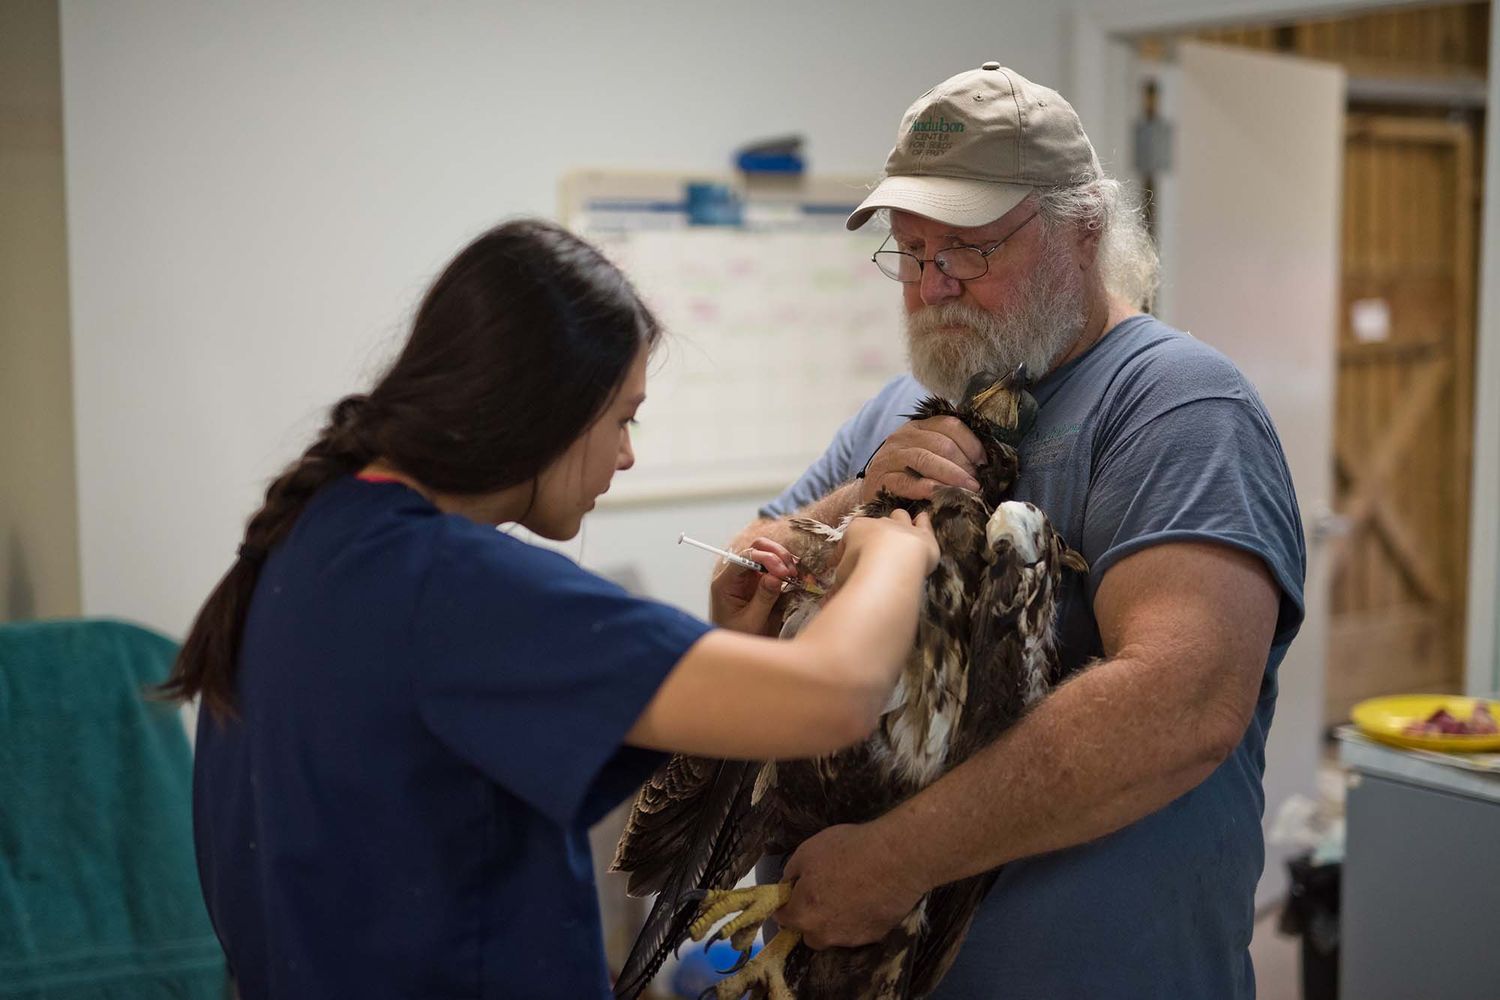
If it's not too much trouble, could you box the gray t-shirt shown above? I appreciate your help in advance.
[761,314,1305,999]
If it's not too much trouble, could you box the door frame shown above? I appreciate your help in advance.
[1070,0,1500,697]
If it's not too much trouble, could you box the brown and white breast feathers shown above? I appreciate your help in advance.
[984,500,1066,707]
[782,486,990,786]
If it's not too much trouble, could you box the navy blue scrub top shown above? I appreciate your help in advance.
[193,476,711,998]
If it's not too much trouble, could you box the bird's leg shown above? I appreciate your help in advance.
[687,883,799,1000]
[695,931,801,1000]
[687,882,791,952]
[699,927,801,1000]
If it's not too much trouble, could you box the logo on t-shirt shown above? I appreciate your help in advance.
[1022,422,1081,468]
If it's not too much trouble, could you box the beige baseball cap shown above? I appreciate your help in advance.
[847,62,1100,231]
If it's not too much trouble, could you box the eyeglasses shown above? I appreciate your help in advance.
[872,211,1040,283]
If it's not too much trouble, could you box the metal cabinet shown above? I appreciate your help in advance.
[1340,738,1500,999]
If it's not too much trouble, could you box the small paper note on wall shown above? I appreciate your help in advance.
[1350,298,1392,344]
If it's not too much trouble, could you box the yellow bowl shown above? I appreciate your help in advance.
[1351,694,1500,753]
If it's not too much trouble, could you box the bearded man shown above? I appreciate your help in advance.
[709,63,1307,999]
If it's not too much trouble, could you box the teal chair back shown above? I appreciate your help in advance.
[0,618,226,999]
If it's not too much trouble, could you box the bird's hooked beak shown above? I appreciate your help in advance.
[963,365,1039,440]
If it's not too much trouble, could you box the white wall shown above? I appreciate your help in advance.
[59,0,1064,632]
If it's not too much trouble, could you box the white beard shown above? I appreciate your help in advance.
[906,239,1087,401]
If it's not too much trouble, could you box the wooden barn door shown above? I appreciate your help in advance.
[1325,115,1479,724]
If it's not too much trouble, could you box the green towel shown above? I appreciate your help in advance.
[0,618,226,999]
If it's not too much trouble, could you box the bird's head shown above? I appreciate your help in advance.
[962,366,1038,445]
[986,500,1088,575]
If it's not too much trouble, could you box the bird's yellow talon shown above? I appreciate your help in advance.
[701,926,801,1000]
[686,882,792,943]
[686,884,798,999]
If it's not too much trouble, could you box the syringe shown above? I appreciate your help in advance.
[676,533,825,595]
[678,533,767,572]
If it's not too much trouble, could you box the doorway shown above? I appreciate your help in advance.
[1136,3,1487,728]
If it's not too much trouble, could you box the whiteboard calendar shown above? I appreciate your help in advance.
[562,171,907,504]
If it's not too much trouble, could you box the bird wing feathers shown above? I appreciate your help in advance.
[908,872,1001,996]
[610,757,768,999]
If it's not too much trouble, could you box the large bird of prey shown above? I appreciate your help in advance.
[611,370,1087,999]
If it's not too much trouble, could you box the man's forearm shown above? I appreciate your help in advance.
[873,653,1234,890]
[879,539,1279,891]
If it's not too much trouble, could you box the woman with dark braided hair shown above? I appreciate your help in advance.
[160,219,937,999]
